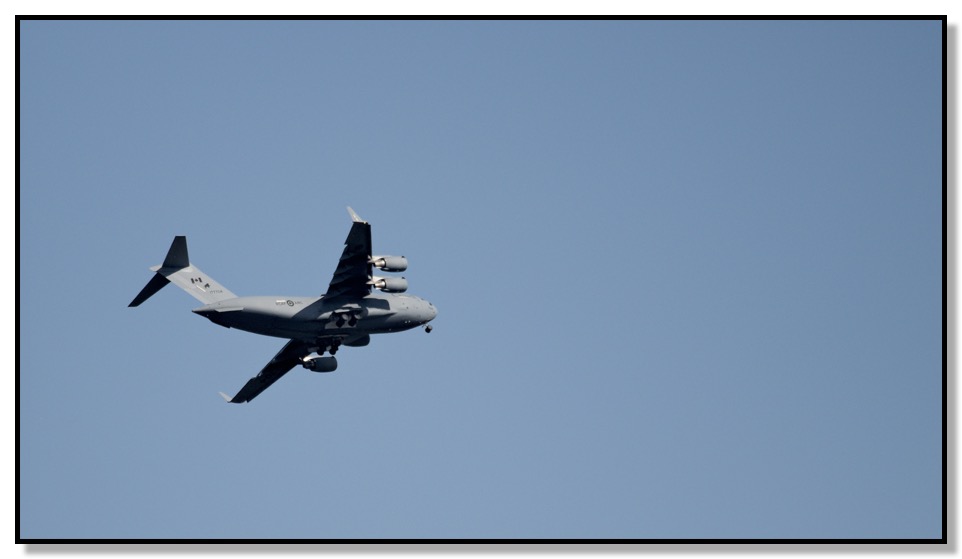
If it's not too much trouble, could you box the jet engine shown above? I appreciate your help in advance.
[371,255,408,272]
[371,276,408,293]
[303,356,338,373]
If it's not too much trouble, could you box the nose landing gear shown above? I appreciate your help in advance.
[424,325,433,333]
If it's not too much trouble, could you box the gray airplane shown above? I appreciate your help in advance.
[129,207,437,403]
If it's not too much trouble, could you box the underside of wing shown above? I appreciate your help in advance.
[324,209,373,299]
[222,339,312,403]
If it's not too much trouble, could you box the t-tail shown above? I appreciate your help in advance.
[129,236,237,307]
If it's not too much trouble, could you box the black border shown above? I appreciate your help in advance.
[14,14,949,545]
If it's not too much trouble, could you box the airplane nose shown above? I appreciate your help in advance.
[426,302,437,322]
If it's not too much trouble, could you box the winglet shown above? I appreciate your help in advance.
[347,206,366,223]
[219,391,236,403]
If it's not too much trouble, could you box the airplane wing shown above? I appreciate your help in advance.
[220,339,312,403]
[323,207,373,299]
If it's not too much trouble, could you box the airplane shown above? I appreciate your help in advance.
[129,207,437,403]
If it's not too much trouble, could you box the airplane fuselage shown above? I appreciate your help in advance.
[191,292,437,342]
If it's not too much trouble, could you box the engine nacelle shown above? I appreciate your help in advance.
[371,255,408,272]
[371,276,408,293]
[303,356,337,373]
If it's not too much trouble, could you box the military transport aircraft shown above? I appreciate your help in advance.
[129,207,437,403]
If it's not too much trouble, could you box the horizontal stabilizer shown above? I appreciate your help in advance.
[347,206,366,223]
[163,236,190,269]
[129,236,190,307]
[129,273,170,307]
[129,236,237,307]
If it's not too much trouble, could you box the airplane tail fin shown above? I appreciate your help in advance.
[129,236,237,307]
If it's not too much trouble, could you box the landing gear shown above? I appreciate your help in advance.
[424,325,433,333]
[302,339,342,373]
[308,340,342,357]
[332,312,359,329]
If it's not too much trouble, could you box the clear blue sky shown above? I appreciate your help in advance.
[19,19,942,539]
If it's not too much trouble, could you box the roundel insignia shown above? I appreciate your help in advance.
[287,300,294,306]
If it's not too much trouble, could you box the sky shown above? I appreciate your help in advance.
[18,19,943,540]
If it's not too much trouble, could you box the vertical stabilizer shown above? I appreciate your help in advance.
[129,236,237,307]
